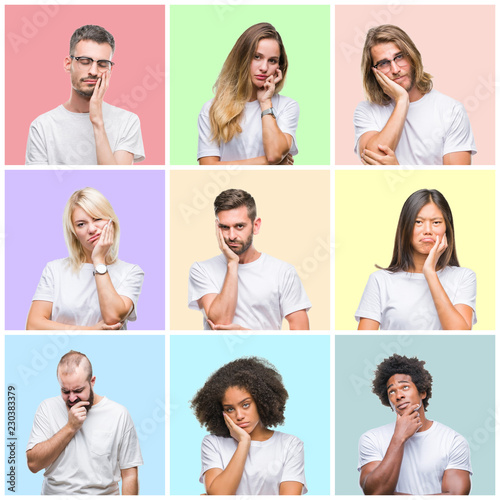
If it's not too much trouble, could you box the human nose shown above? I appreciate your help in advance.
[235,408,244,420]
[259,59,268,72]
[68,393,78,402]
[423,221,433,233]
[228,228,236,240]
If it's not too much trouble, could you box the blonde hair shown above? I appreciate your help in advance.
[63,187,120,270]
[209,22,288,144]
[361,25,433,105]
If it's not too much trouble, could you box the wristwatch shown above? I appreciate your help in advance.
[93,263,108,276]
[261,107,276,119]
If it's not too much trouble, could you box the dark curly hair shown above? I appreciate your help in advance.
[372,354,433,411]
[191,357,288,437]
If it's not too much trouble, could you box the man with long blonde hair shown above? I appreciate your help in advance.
[354,25,476,165]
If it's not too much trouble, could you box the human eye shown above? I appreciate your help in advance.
[395,54,404,62]
[415,220,423,225]
[378,60,390,70]
[61,389,69,394]
[236,224,244,229]
[242,402,250,408]
[254,54,261,60]
[388,389,394,395]
[79,57,92,66]
[97,61,109,69]
[269,58,278,64]
[76,222,85,228]
[403,385,409,390]
[225,407,234,413]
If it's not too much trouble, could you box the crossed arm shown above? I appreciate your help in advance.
[121,467,139,495]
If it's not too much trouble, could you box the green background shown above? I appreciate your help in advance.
[335,335,495,495]
[170,5,330,165]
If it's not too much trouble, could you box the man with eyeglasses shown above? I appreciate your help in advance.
[354,25,476,165]
[25,25,145,165]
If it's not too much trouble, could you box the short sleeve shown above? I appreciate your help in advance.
[117,412,144,469]
[188,262,220,310]
[358,431,384,471]
[446,434,472,474]
[355,273,382,323]
[32,263,55,303]
[276,98,299,156]
[282,436,308,493]
[443,103,477,157]
[353,101,381,155]
[453,268,477,325]
[115,113,145,163]
[199,435,224,483]
[279,267,311,318]
[27,401,52,451]
[25,120,49,165]
[115,265,144,322]
[197,103,221,161]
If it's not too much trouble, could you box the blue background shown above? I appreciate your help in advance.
[5,335,165,495]
[170,334,330,495]
[335,335,495,495]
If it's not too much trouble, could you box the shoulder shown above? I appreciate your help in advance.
[273,94,299,110]
[425,89,465,111]
[354,99,385,115]
[273,430,304,447]
[190,254,225,271]
[30,105,65,126]
[37,396,64,411]
[102,102,140,122]
[200,98,215,115]
[43,258,72,271]
[432,421,466,439]
[366,269,393,284]
[111,259,143,274]
[98,397,131,418]
[442,266,476,280]
[360,422,395,441]
[260,253,293,269]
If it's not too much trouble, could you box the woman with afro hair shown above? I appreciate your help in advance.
[191,357,307,495]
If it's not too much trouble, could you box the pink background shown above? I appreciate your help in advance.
[335,5,495,165]
[5,5,165,165]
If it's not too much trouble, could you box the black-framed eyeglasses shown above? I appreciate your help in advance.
[70,55,115,71]
[372,53,408,73]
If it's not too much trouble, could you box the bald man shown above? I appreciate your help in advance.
[26,350,143,495]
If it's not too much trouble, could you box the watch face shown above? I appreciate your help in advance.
[95,264,107,274]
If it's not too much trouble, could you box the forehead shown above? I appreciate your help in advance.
[58,366,88,389]
[256,38,280,57]
[417,202,443,219]
[217,206,251,224]
[72,206,91,221]
[222,386,252,404]
[370,41,401,63]
[73,39,113,59]
[387,373,415,389]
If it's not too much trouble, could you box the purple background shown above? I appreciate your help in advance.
[5,170,165,330]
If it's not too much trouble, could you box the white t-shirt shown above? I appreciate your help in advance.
[26,102,145,165]
[355,267,477,330]
[358,421,472,495]
[197,94,299,162]
[27,396,143,495]
[200,431,307,495]
[188,253,311,330]
[33,258,144,330]
[354,89,477,164]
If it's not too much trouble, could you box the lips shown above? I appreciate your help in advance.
[255,75,268,81]
[237,422,250,428]
[397,402,410,410]
[88,233,101,243]
[420,238,435,243]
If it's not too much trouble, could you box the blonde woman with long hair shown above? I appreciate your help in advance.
[198,23,298,165]
[26,188,144,330]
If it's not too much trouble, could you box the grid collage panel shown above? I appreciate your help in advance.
[1,0,498,498]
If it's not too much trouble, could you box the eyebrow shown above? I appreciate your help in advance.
[255,51,279,58]
[416,216,443,220]
[222,397,251,407]
[61,386,85,391]
[386,379,411,390]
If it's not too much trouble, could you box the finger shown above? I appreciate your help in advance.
[377,144,394,155]
[206,319,216,330]
[72,401,90,409]
[274,68,283,84]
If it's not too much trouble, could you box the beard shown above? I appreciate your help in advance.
[66,386,95,412]
[71,73,97,98]
[226,233,253,255]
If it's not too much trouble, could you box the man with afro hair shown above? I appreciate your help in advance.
[358,354,471,495]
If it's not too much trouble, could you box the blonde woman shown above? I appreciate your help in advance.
[197,23,298,165]
[26,188,144,330]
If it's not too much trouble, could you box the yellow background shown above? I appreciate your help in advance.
[171,170,330,330]
[335,170,495,330]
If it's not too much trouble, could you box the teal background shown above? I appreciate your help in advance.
[5,335,165,495]
[335,335,495,495]
[170,335,330,494]
[170,5,330,165]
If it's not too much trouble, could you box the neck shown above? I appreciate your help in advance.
[249,422,273,441]
[407,85,424,103]
[249,84,258,102]
[63,88,92,113]
[93,393,103,406]
[410,252,427,273]
[417,408,432,432]
[238,246,261,264]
